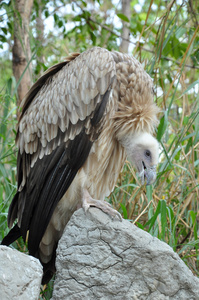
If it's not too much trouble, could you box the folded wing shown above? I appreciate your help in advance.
[7,47,116,256]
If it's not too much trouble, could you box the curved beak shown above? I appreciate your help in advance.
[140,163,157,185]
[145,165,157,185]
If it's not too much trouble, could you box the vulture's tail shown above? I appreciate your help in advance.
[1,224,21,246]
[41,248,57,284]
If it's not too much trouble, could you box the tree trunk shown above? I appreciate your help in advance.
[119,0,131,53]
[12,0,34,107]
[36,0,45,77]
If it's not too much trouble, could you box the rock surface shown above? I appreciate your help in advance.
[0,245,43,300]
[52,208,199,300]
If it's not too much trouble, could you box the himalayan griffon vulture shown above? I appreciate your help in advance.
[2,47,160,283]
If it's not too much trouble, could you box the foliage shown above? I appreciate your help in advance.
[0,78,17,240]
[0,0,199,298]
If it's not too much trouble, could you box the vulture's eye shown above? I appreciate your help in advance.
[145,150,151,158]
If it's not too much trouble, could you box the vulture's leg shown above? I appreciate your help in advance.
[81,189,122,221]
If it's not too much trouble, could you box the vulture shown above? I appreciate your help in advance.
[2,47,160,283]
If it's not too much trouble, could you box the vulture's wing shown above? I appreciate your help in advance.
[8,47,116,256]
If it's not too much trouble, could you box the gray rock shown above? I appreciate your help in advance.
[0,245,43,300]
[52,208,199,300]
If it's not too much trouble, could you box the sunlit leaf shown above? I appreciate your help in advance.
[117,13,129,22]
[157,111,168,142]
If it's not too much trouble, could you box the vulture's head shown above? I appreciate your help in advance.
[113,101,160,185]
[119,132,159,185]
[112,58,160,185]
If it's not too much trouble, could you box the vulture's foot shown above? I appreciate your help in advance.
[82,189,122,221]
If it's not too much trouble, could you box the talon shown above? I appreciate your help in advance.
[81,189,122,221]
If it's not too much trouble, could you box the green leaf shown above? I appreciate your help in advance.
[185,137,192,154]
[81,1,87,7]
[189,211,198,242]
[120,203,128,219]
[183,116,189,126]
[136,222,144,230]
[171,36,180,59]
[160,200,167,240]
[90,31,96,45]
[7,22,13,32]
[194,159,199,167]
[157,111,168,142]
[1,27,7,35]
[117,13,129,23]
[73,15,82,22]
[0,34,7,43]
[175,27,186,39]
[174,147,181,161]
[58,20,63,28]
[181,80,199,96]
[44,10,49,18]
[54,13,59,24]
[178,240,199,255]
[146,185,153,202]
[166,206,175,230]
[145,201,161,232]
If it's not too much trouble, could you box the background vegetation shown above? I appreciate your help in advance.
[0,0,198,298]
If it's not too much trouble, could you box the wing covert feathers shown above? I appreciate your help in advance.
[17,47,116,190]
